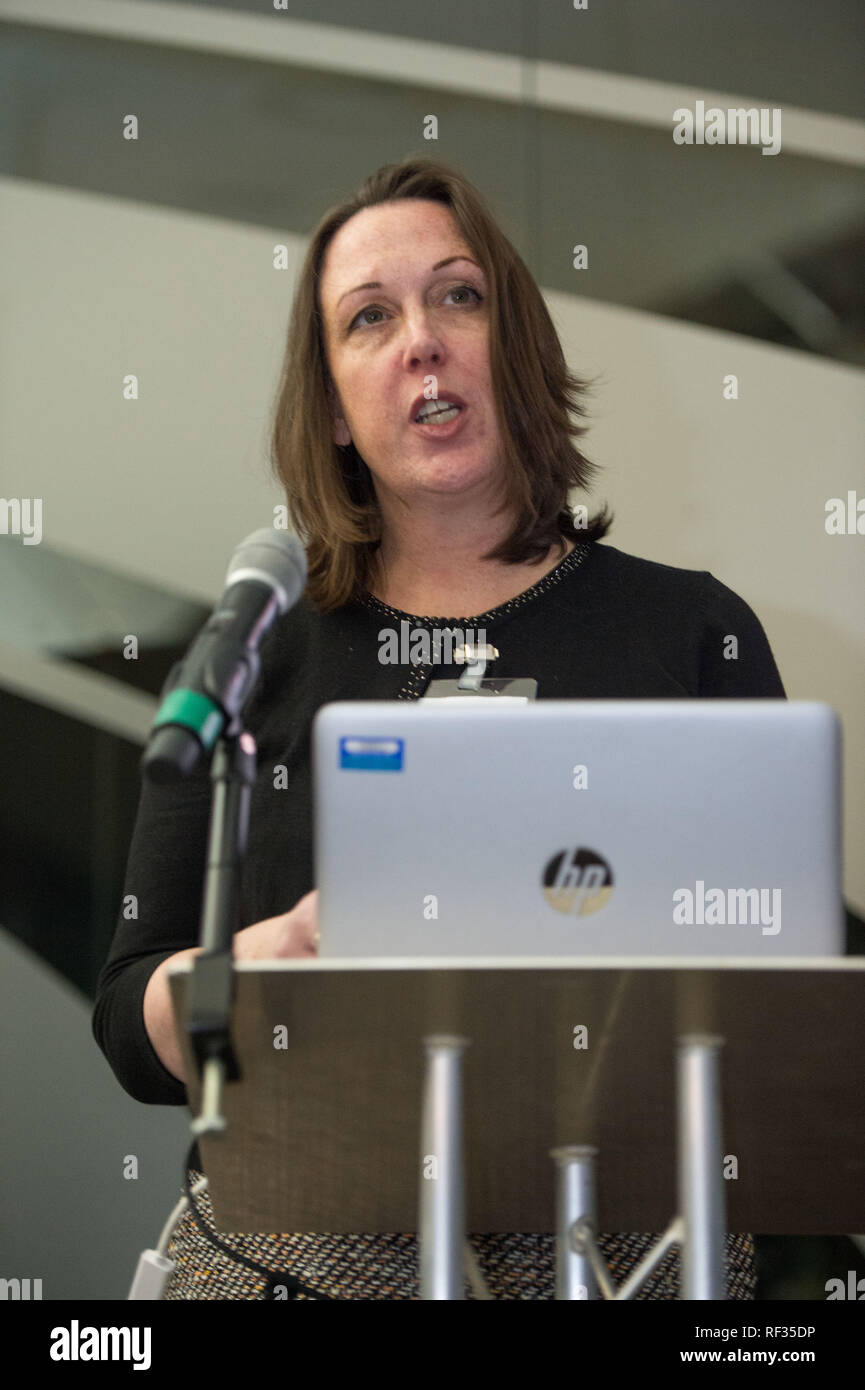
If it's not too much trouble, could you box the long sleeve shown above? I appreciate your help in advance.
[91,763,212,1106]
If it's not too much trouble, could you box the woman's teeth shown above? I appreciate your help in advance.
[417,405,461,424]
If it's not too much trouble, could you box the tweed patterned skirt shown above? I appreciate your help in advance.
[164,1169,756,1300]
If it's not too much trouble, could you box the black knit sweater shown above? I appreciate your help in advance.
[92,540,786,1120]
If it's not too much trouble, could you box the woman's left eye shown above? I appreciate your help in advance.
[445,284,483,307]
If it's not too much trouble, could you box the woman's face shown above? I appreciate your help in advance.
[319,199,504,512]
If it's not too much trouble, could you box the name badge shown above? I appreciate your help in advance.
[423,677,538,700]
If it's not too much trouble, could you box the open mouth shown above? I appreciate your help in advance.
[414,402,463,425]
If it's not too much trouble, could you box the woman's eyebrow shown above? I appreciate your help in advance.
[336,256,482,308]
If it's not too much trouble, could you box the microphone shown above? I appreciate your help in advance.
[142,528,307,783]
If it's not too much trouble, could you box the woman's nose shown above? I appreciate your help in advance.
[402,321,445,367]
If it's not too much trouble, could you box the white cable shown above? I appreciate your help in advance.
[156,1175,209,1256]
[137,1177,492,1300]
[128,1175,210,1300]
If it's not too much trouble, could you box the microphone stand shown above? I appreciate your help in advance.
[139,535,304,1142]
[187,720,258,1139]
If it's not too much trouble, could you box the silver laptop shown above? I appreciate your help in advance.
[313,701,844,958]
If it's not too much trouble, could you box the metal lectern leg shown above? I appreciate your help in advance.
[550,1145,598,1300]
[419,1035,470,1300]
[677,1034,726,1300]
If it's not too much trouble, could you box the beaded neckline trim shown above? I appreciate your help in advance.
[357,540,592,626]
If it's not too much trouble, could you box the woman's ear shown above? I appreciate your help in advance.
[326,379,351,447]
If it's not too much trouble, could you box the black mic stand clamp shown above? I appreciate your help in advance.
[187,719,257,1139]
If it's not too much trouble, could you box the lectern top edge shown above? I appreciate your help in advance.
[167,955,865,976]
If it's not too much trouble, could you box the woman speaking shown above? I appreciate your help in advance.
[93,155,784,1300]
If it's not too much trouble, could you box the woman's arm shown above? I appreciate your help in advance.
[141,892,319,1086]
[142,947,203,1085]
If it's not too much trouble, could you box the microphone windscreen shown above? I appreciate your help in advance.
[224,528,307,612]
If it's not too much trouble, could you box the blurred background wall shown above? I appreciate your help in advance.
[0,0,863,1299]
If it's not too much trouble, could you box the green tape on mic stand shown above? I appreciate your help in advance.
[152,688,224,748]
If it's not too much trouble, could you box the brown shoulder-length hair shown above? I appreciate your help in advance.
[268,155,613,613]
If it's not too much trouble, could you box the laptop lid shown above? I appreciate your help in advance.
[313,701,843,959]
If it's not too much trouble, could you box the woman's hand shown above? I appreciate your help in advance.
[232,889,319,960]
[143,890,320,1085]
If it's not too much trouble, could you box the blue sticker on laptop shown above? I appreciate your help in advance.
[339,736,404,771]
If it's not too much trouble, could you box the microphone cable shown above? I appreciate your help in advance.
[177,1142,336,1300]
[127,1141,336,1300]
